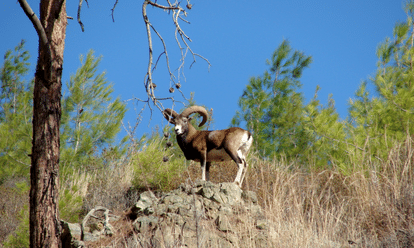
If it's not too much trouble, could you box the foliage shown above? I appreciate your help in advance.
[131,130,187,192]
[0,44,130,242]
[232,2,414,172]
[302,87,349,171]
[300,2,414,172]
[0,40,33,182]
[232,39,313,160]
[346,2,414,164]
[0,45,128,180]
[60,50,128,172]
[59,185,84,223]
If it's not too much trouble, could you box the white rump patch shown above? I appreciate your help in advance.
[238,132,253,155]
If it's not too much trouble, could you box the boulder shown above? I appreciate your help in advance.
[129,180,267,247]
[61,180,267,247]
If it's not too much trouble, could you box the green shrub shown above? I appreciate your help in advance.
[59,186,84,223]
[131,132,186,192]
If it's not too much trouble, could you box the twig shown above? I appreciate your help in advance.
[392,100,414,113]
[77,0,85,32]
[150,24,174,81]
[141,0,211,114]
[111,0,119,22]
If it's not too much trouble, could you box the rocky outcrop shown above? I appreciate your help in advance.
[62,180,269,247]
[61,206,120,247]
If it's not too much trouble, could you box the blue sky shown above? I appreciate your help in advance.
[1,0,407,141]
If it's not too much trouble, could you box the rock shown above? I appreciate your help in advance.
[216,213,232,232]
[82,231,101,242]
[61,207,121,247]
[130,191,157,217]
[61,221,84,248]
[133,215,159,232]
[242,190,258,204]
[218,182,242,205]
[61,181,269,247]
[127,180,268,247]
[61,219,102,246]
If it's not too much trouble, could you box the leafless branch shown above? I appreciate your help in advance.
[142,0,211,113]
[17,0,49,50]
[111,0,119,22]
[150,25,173,80]
[121,101,146,147]
[76,0,89,31]
[18,0,57,87]
[77,0,85,32]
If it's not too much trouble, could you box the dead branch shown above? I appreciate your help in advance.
[111,0,119,22]
[77,0,85,32]
[142,0,211,112]
[77,0,90,32]
[81,206,117,240]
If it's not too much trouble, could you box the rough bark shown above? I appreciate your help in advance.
[28,0,67,247]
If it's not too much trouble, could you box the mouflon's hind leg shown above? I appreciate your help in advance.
[200,161,206,181]
[200,150,208,181]
[238,132,253,186]
[223,148,244,185]
[239,159,248,186]
[234,162,244,186]
[234,150,247,186]
[206,162,211,181]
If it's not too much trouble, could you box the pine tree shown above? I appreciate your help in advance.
[0,45,128,246]
[0,41,33,182]
[0,46,128,179]
[232,40,312,160]
[303,87,347,171]
[347,1,414,162]
[60,50,127,171]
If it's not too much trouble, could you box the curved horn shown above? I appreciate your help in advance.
[163,108,179,124]
[180,106,208,127]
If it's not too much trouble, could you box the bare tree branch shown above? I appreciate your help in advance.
[141,0,211,113]
[18,0,48,47]
[17,0,59,88]
[77,0,85,32]
[111,0,119,22]
[142,0,155,103]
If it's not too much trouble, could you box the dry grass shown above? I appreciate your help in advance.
[2,138,414,247]
[66,158,137,215]
[178,139,414,247]
[98,138,413,247]
[240,140,414,247]
[0,177,28,244]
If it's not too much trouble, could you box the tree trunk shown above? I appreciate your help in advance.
[29,0,67,247]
